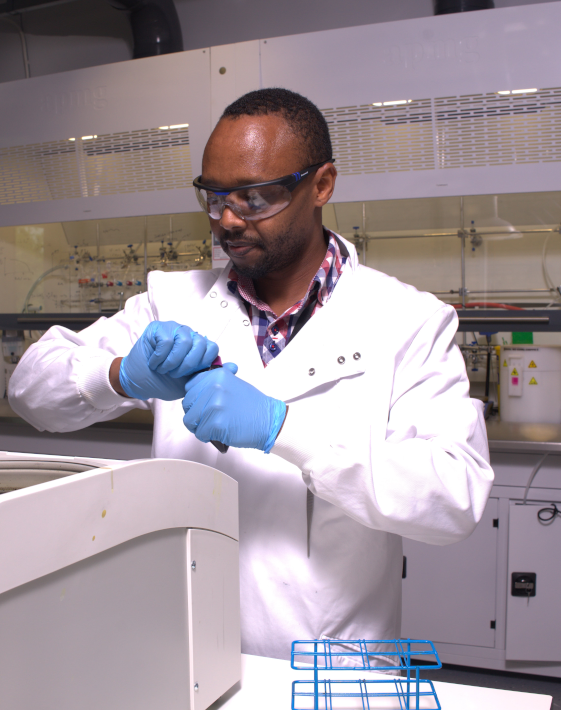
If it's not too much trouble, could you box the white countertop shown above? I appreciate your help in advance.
[208,654,552,710]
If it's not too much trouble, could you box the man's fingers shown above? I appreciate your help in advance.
[169,336,220,378]
[197,340,220,373]
[168,334,207,377]
[182,376,216,439]
[146,323,187,371]
[147,332,175,370]
[154,327,194,374]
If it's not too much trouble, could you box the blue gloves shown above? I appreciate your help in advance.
[182,363,287,453]
[119,321,219,401]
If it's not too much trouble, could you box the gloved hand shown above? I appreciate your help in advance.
[119,321,219,401]
[182,363,287,453]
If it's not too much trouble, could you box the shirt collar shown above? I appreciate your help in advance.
[227,230,346,318]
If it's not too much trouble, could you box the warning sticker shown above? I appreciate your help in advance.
[503,360,507,367]
[529,377,538,385]
[511,368,519,377]
[529,360,537,369]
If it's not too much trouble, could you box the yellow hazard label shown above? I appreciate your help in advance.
[529,360,537,368]
[503,360,507,367]
[529,377,538,385]
[511,368,519,376]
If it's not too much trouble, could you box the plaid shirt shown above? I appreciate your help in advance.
[227,231,346,366]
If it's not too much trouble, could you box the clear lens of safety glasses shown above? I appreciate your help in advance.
[193,160,333,221]
[195,184,292,221]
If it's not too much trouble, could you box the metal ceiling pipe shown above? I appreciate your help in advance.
[434,0,494,14]
[108,0,183,58]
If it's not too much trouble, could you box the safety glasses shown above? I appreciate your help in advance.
[193,160,332,221]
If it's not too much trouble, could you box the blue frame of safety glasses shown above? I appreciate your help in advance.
[192,159,333,196]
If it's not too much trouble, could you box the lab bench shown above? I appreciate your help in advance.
[3,402,561,452]
[0,400,154,460]
[487,420,561,454]
[0,399,153,430]
[209,653,552,710]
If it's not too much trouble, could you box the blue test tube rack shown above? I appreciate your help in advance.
[291,638,442,710]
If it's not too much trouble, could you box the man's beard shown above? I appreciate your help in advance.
[223,221,310,281]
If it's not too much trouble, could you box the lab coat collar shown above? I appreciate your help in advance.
[263,244,366,402]
[198,234,366,402]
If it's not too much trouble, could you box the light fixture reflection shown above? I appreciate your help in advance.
[478,196,523,241]
[497,89,538,95]
[372,100,413,107]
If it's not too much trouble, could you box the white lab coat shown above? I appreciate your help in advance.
[9,235,493,662]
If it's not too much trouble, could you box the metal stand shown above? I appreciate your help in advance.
[291,638,442,709]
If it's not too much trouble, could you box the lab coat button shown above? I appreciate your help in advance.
[210,291,217,298]
[243,319,250,326]
[353,352,361,360]
[221,300,228,308]
[337,356,345,364]
[309,368,315,376]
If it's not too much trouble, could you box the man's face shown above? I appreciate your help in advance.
[201,114,320,280]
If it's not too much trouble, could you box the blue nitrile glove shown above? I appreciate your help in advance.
[182,363,287,453]
[119,321,219,401]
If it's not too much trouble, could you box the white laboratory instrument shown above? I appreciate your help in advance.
[500,346,561,424]
[0,451,241,710]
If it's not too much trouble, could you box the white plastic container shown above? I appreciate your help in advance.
[500,346,561,424]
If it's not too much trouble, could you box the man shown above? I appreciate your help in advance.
[10,88,493,664]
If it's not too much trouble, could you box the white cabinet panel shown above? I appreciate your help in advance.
[506,502,561,662]
[210,41,261,128]
[259,6,561,202]
[0,50,211,226]
[0,528,191,710]
[402,499,498,648]
[187,529,241,710]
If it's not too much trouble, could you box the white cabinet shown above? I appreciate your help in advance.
[506,503,561,662]
[401,449,561,677]
[402,499,499,648]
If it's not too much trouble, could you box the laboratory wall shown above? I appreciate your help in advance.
[0,0,558,84]
[360,229,561,350]
[0,223,71,314]
[325,192,561,335]
[0,215,212,317]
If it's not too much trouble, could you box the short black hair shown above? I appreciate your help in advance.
[221,88,332,169]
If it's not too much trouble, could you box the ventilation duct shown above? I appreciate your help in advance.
[434,0,494,14]
[108,0,183,58]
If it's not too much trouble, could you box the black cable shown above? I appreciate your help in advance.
[538,503,561,524]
